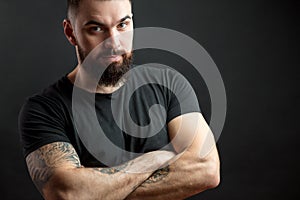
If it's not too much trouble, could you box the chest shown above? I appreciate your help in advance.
[69,84,172,167]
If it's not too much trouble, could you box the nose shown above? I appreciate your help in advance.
[104,29,121,49]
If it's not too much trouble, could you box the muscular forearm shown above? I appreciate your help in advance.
[45,163,152,200]
[126,147,220,200]
[26,142,175,200]
[125,113,220,200]
[45,151,176,200]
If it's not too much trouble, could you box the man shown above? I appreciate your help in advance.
[19,0,220,199]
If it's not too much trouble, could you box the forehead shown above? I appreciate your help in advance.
[76,0,132,25]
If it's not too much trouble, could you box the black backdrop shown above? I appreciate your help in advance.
[1,0,299,199]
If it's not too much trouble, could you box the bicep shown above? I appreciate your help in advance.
[25,142,81,195]
[168,112,217,158]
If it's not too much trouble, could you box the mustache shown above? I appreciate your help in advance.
[100,48,127,57]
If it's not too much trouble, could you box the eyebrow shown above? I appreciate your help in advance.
[84,15,132,27]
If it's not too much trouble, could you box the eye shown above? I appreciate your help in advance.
[90,26,103,32]
[118,22,128,29]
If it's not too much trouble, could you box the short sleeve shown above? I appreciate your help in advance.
[18,95,70,158]
[166,70,201,122]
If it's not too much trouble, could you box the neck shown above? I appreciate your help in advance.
[96,80,125,94]
[67,65,126,94]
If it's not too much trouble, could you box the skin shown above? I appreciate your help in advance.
[65,0,134,93]
[126,113,220,200]
[25,0,220,199]
[26,142,175,199]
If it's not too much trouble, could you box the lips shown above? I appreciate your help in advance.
[102,55,122,62]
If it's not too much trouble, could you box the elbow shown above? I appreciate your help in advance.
[43,169,82,200]
[204,158,220,189]
[43,181,75,200]
[42,185,73,200]
[44,189,73,200]
[206,169,220,189]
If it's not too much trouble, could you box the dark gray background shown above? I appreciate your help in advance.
[1,0,299,199]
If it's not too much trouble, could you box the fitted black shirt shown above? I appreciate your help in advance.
[19,65,200,167]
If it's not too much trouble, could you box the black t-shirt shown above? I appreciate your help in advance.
[18,65,200,167]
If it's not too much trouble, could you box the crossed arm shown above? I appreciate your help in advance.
[26,113,220,200]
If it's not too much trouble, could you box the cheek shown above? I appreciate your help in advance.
[77,32,105,53]
[120,31,134,52]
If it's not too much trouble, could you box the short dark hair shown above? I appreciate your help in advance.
[67,0,78,19]
[67,0,132,19]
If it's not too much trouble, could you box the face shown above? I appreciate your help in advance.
[64,0,134,86]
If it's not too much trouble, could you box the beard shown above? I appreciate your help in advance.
[98,53,133,86]
[78,45,133,87]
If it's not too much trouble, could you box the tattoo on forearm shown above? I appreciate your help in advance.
[93,162,129,175]
[26,153,52,194]
[26,142,81,194]
[144,166,170,184]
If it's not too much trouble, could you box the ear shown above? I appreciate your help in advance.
[63,19,77,46]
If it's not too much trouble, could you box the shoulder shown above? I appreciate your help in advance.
[19,76,72,120]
